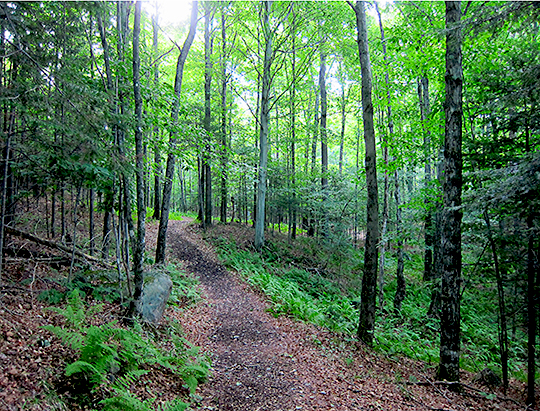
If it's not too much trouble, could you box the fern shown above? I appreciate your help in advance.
[111,370,148,393]
[101,393,189,411]
[44,289,210,409]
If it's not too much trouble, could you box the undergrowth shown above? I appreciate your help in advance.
[44,289,210,410]
[212,235,535,383]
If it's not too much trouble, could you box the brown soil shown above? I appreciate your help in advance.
[0,214,537,410]
[167,219,535,411]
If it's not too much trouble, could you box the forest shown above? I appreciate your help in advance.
[0,0,539,410]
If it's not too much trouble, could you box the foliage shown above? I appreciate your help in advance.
[213,234,539,382]
[167,263,202,308]
[43,289,210,410]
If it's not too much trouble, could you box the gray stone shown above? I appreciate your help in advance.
[136,271,173,324]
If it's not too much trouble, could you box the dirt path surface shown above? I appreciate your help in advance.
[165,219,530,411]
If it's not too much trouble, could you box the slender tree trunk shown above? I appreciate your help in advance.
[419,76,434,281]
[484,209,508,393]
[132,1,145,304]
[97,8,115,255]
[319,51,328,238]
[289,5,297,240]
[89,188,94,256]
[526,214,537,406]
[254,0,272,251]
[353,0,379,347]
[116,1,135,253]
[339,80,346,175]
[61,185,66,240]
[152,10,161,221]
[0,131,11,283]
[51,188,56,238]
[101,191,113,259]
[219,4,228,224]
[198,156,205,224]
[311,83,319,174]
[203,3,213,227]
[394,170,405,313]
[375,2,392,310]
[156,1,199,264]
[438,0,463,383]
[429,148,445,318]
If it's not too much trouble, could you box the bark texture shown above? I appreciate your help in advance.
[438,0,463,383]
[354,0,379,347]
[254,0,273,251]
[132,1,145,293]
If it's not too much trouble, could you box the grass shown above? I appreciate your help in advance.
[211,233,538,383]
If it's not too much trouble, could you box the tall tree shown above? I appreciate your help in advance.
[419,76,434,281]
[254,0,273,251]
[152,7,162,221]
[438,0,463,383]
[374,0,392,309]
[288,3,297,240]
[319,50,328,237]
[156,0,199,264]
[203,2,214,227]
[219,2,229,224]
[131,0,145,312]
[351,0,379,346]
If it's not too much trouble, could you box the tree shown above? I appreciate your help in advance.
[350,0,379,346]
[254,0,273,251]
[438,0,463,383]
[202,1,214,228]
[131,0,145,305]
[156,0,199,265]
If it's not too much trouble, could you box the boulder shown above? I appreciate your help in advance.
[136,271,173,324]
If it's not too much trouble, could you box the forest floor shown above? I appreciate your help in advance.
[167,218,534,411]
[0,216,536,410]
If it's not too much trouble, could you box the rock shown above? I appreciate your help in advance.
[136,271,173,324]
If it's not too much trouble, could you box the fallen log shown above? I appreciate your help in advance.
[4,226,113,268]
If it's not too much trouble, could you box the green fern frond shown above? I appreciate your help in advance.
[158,399,189,411]
[42,325,84,350]
[65,360,104,385]
[100,391,152,411]
[111,370,148,393]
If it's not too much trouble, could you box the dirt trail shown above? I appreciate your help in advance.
[165,219,528,411]
[168,219,298,410]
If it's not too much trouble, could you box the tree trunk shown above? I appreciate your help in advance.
[219,4,228,224]
[484,209,508,393]
[394,170,405,313]
[319,50,328,238]
[0,131,11,283]
[419,76,434,282]
[96,8,115,256]
[203,3,213,227]
[132,0,145,301]
[526,214,537,406]
[89,188,94,256]
[156,1,199,265]
[254,0,272,251]
[353,0,379,347]
[311,83,319,174]
[375,1,393,310]
[429,148,445,318]
[116,1,136,253]
[289,5,297,240]
[152,10,161,221]
[438,0,463,383]
[338,79,346,175]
